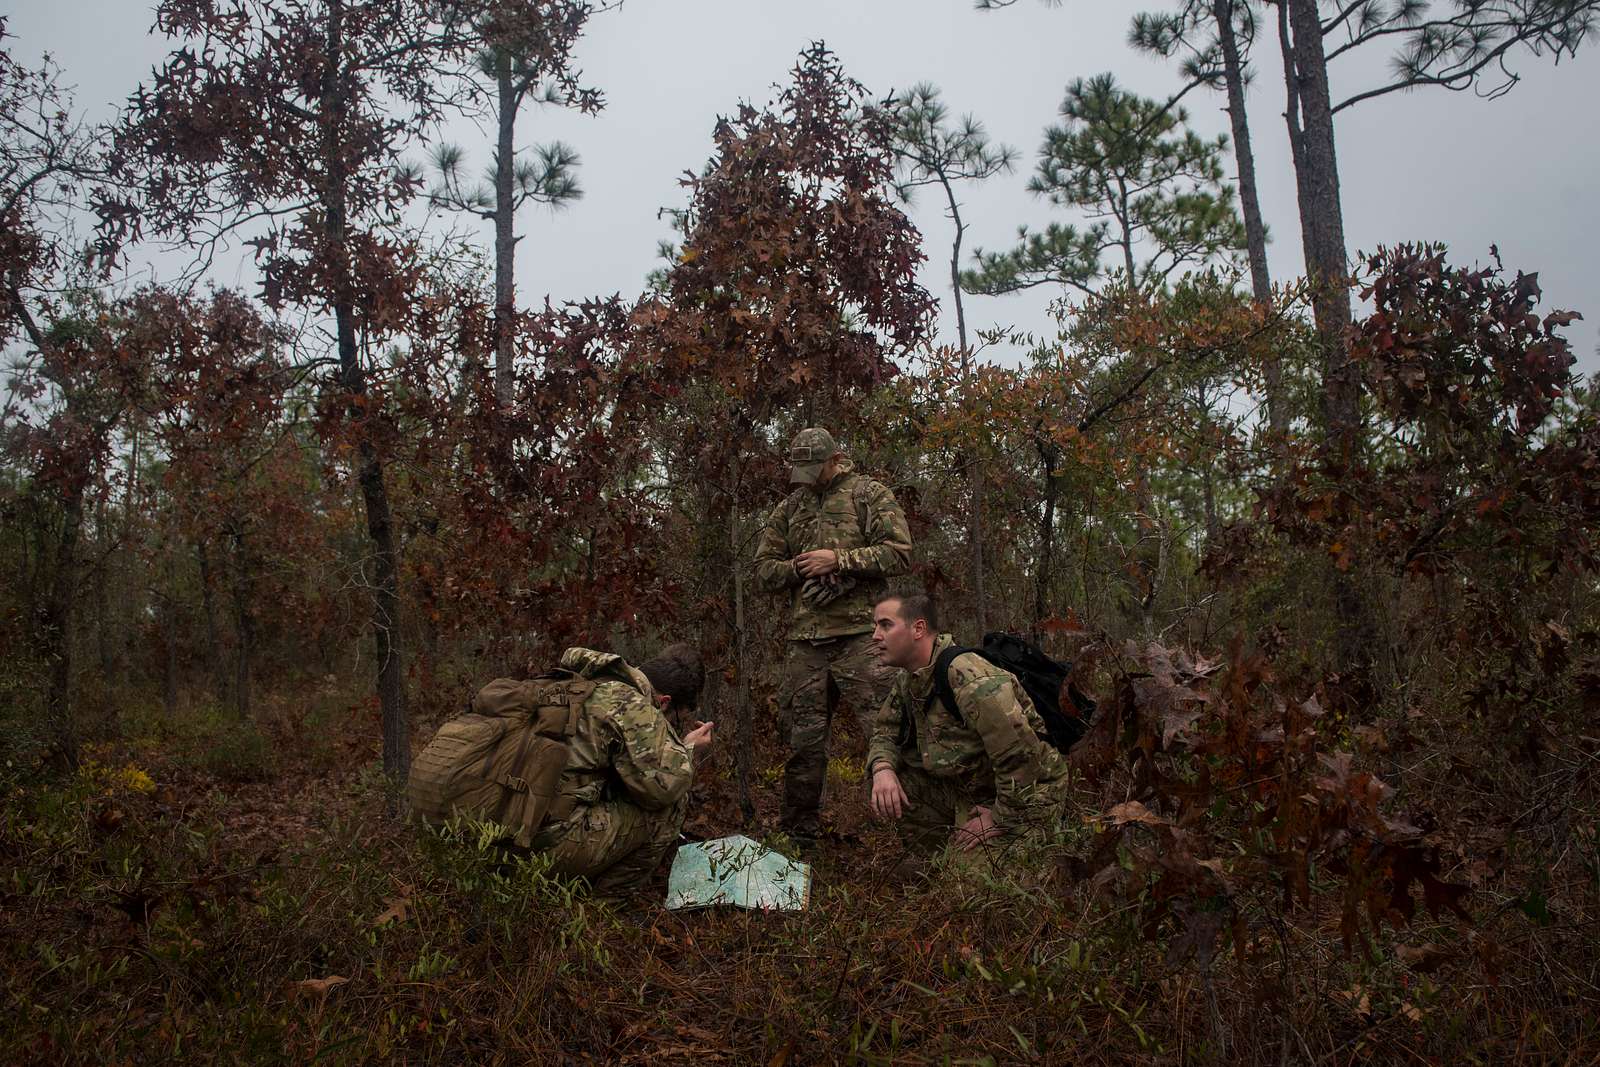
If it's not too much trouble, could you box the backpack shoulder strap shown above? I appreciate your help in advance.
[535,675,598,738]
[924,645,978,724]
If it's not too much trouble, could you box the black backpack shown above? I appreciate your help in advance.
[909,631,1096,753]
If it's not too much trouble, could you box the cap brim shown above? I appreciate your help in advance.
[790,463,824,485]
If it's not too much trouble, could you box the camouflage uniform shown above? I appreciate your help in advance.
[753,454,912,836]
[528,647,694,893]
[866,634,1069,853]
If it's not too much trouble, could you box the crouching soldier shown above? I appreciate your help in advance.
[409,644,713,894]
[865,596,1068,855]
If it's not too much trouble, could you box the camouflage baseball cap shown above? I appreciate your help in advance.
[787,427,839,485]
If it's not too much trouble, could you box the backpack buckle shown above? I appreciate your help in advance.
[504,775,528,793]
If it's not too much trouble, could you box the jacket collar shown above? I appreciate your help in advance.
[812,455,856,495]
[907,633,956,698]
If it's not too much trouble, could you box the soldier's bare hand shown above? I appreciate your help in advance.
[793,549,839,577]
[869,764,910,821]
[951,806,1001,852]
[684,720,714,751]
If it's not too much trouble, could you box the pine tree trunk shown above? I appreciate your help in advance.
[493,52,517,407]
[940,174,986,632]
[1134,457,1159,638]
[1032,438,1060,634]
[1199,382,1220,547]
[1214,0,1282,437]
[1286,0,1358,458]
[1284,0,1372,678]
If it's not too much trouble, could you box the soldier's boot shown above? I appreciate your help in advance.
[780,676,832,839]
[781,743,827,840]
[590,795,690,896]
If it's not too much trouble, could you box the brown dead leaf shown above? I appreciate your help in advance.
[767,1037,796,1067]
[1161,707,1204,747]
[1106,800,1171,828]
[673,1023,726,1047]
[372,897,411,927]
[1395,942,1456,973]
[290,975,349,997]
[1335,985,1371,1017]
[1353,724,1387,751]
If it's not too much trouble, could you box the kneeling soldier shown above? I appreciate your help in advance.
[865,596,1068,854]
[410,643,713,895]
[531,644,713,892]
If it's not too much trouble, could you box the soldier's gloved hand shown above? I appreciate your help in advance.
[801,573,856,607]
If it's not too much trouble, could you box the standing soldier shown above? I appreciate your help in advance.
[753,427,912,842]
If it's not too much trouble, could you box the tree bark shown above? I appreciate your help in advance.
[1285,0,1357,459]
[94,501,116,677]
[938,171,987,632]
[325,0,410,800]
[493,50,517,407]
[1283,0,1372,677]
[1214,0,1284,437]
[161,552,179,718]
[1133,456,1159,638]
[196,539,224,701]
[228,530,256,718]
[1198,381,1220,547]
[731,499,755,822]
[1032,438,1060,634]
[43,482,85,771]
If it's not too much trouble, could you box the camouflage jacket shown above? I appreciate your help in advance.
[866,634,1068,832]
[550,647,694,815]
[752,457,913,641]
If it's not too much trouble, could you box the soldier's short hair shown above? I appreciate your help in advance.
[639,643,704,710]
[884,593,938,632]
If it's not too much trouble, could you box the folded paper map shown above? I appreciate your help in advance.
[665,835,811,911]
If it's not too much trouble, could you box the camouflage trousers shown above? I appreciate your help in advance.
[893,764,1064,857]
[534,794,689,895]
[779,632,896,837]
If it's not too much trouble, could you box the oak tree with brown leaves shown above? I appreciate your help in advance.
[108,0,480,794]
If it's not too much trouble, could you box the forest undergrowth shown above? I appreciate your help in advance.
[4,641,1596,1067]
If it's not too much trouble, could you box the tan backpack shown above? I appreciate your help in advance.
[407,672,597,847]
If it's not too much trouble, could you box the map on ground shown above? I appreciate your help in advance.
[665,835,811,911]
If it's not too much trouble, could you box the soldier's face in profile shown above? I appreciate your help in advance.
[872,599,925,670]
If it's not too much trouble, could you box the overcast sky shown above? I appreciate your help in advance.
[8,0,1598,373]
